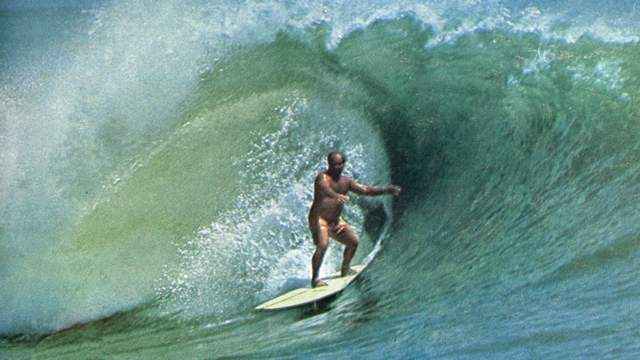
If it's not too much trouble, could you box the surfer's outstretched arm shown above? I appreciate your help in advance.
[349,179,401,196]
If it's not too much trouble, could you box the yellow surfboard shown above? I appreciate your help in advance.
[255,264,366,311]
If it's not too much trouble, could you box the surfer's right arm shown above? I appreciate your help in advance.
[316,174,350,203]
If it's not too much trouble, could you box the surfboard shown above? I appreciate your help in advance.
[255,264,366,311]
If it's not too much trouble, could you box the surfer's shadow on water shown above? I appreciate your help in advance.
[296,301,335,318]
[293,285,365,320]
[294,276,371,320]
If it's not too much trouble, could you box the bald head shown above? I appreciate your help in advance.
[327,151,346,176]
[327,151,346,165]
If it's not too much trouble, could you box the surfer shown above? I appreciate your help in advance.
[309,151,401,288]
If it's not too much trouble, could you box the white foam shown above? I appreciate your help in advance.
[523,49,554,76]
[569,60,625,92]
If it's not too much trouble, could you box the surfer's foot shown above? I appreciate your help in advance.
[341,268,357,277]
[312,280,328,288]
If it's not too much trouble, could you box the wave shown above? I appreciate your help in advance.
[2,6,640,359]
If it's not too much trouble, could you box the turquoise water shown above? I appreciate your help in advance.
[2,1,640,358]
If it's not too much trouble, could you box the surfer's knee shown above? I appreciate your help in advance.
[316,240,329,252]
[345,231,359,249]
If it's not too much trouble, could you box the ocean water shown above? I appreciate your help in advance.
[2,1,640,359]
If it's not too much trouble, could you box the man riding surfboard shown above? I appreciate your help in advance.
[308,151,401,287]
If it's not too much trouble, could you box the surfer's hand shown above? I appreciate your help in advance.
[336,194,350,203]
[389,185,402,196]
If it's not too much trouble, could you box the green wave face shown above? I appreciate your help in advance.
[1,32,393,334]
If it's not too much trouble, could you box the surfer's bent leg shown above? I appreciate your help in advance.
[310,217,330,288]
[332,221,359,277]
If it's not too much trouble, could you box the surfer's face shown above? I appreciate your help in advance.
[328,154,345,175]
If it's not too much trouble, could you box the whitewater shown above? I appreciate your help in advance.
[2,0,640,358]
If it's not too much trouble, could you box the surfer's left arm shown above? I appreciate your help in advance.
[349,179,401,196]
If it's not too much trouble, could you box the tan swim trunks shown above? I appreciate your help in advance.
[309,216,348,236]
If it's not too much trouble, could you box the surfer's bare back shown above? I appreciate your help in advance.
[308,151,401,288]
